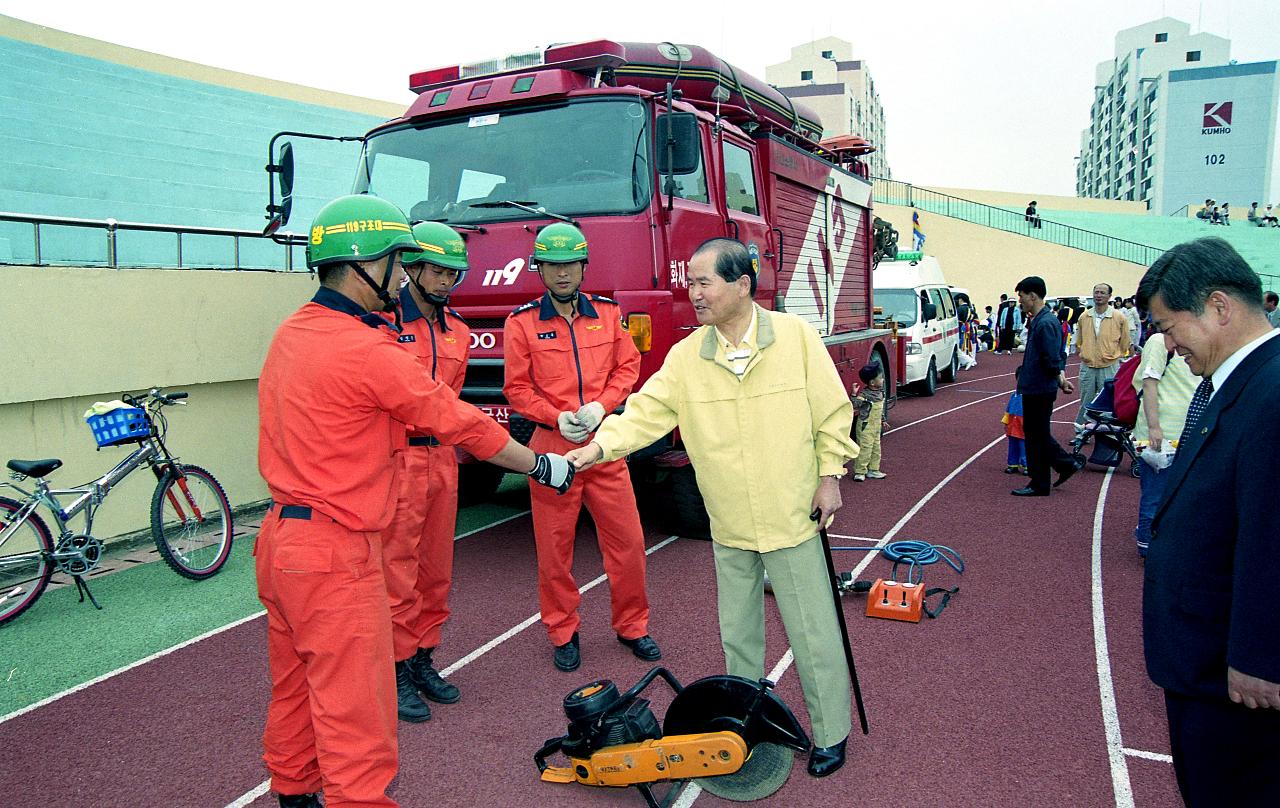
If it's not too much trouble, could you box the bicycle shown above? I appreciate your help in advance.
[0,388,234,625]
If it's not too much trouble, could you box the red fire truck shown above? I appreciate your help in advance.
[266,40,901,515]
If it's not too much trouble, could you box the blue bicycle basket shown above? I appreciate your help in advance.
[86,407,149,447]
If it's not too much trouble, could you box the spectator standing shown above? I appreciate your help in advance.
[1221,202,1231,225]
[1138,237,1280,806]
[1265,291,1280,329]
[1011,276,1081,496]
[1130,332,1195,557]
[996,295,1021,353]
[852,363,888,482]
[1075,283,1131,433]
[1123,298,1142,349]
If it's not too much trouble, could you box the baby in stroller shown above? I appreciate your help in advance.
[1069,378,1141,477]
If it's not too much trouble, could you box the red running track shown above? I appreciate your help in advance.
[0,353,1182,807]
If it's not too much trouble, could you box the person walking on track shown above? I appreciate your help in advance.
[1010,275,1081,496]
[1138,237,1280,807]
[565,238,860,778]
[256,195,573,808]
[503,221,660,673]
[1074,282,1131,435]
[380,222,478,723]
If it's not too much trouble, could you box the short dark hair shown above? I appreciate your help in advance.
[1266,291,1279,305]
[858,362,883,384]
[692,238,757,294]
[317,262,350,288]
[1015,276,1047,299]
[1093,282,1113,295]
[1136,238,1264,314]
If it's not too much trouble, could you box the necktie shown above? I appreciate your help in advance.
[1176,377,1214,448]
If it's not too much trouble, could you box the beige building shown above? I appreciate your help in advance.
[1076,17,1231,206]
[766,37,891,179]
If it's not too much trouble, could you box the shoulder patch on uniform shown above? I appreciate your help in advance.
[510,299,540,318]
[590,294,618,305]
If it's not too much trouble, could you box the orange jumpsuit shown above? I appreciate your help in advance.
[257,288,509,807]
[383,289,471,660]
[503,292,649,646]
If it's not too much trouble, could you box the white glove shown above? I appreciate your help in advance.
[575,401,606,433]
[557,410,590,444]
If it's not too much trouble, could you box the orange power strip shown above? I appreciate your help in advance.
[865,579,924,622]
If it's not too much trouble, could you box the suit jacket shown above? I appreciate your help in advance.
[1144,333,1280,699]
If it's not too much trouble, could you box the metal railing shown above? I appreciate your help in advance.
[0,211,306,271]
[872,179,1165,267]
[1168,203,1190,218]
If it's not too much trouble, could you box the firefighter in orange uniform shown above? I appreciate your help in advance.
[256,195,573,808]
[382,222,474,722]
[503,222,660,672]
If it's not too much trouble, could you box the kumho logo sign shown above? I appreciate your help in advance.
[1202,102,1233,135]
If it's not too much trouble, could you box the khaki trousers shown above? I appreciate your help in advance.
[713,536,852,747]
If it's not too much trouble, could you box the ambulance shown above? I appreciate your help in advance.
[872,252,959,395]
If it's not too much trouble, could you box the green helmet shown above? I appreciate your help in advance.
[402,221,469,272]
[532,222,588,265]
[306,194,417,269]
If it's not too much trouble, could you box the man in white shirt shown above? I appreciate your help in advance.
[1139,237,1280,807]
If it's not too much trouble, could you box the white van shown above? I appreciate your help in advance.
[872,252,960,396]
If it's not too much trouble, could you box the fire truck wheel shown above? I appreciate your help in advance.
[671,465,712,541]
[458,463,506,506]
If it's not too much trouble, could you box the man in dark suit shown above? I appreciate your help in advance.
[1011,276,1081,496]
[1138,237,1280,806]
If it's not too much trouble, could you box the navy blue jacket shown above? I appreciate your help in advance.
[1144,333,1280,698]
[1016,306,1064,395]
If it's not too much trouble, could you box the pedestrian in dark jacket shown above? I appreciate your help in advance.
[1012,276,1083,496]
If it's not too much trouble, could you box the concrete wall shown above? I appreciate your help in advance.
[875,203,1148,312]
[1,265,315,539]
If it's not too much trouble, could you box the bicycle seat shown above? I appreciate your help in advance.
[7,459,62,478]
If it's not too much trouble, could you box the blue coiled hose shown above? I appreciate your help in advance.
[832,540,964,585]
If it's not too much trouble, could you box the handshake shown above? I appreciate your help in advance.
[556,401,606,444]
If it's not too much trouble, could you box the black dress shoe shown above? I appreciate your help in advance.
[1011,486,1050,497]
[807,736,848,777]
[617,634,662,661]
[1053,457,1086,488]
[554,632,581,672]
[278,793,322,808]
[394,660,431,722]
[406,647,460,704]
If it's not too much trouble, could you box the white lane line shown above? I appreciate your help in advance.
[225,536,681,808]
[1089,468,1136,808]
[887,370,1081,438]
[825,534,879,543]
[0,609,266,726]
[1123,748,1173,764]
[0,510,535,728]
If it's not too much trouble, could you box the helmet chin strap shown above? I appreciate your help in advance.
[408,271,452,331]
[549,289,579,304]
[349,260,398,313]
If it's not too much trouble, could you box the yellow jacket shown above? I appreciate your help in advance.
[594,306,858,552]
[1077,306,1131,367]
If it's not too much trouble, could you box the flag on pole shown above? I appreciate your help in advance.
[912,211,925,251]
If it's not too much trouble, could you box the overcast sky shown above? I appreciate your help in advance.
[3,0,1277,196]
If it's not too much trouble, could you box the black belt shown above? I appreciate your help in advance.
[269,502,313,520]
[408,436,441,447]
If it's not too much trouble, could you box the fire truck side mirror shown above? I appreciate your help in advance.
[655,113,700,175]
[264,141,296,235]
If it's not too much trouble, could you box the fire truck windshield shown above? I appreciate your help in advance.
[354,99,651,224]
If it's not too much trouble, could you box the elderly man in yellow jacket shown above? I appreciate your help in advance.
[566,238,860,778]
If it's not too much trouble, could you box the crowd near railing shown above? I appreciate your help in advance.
[0,211,306,271]
[872,179,1166,267]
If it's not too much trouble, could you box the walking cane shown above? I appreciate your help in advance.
[812,510,870,735]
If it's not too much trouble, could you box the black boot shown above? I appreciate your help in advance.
[406,647,460,704]
[807,736,848,777]
[278,793,322,808]
[553,632,581,672]
[395,659,431,723]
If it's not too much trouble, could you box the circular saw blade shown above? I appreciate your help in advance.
[696,742,795,802]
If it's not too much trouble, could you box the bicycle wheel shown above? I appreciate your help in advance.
[0,496,54,625]
[150,464,233,580]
